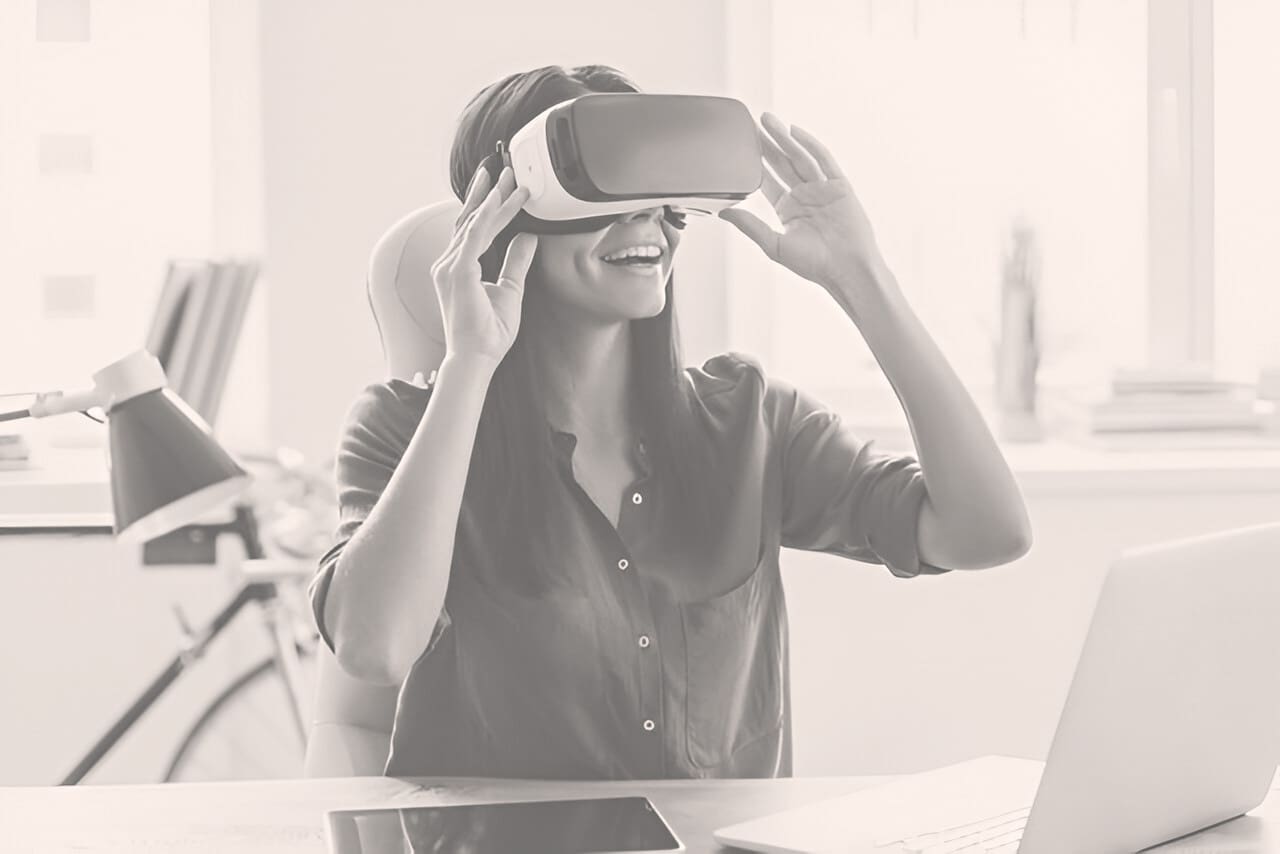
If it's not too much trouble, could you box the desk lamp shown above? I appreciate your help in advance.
[0,349,251,541]
[1,350,277,784]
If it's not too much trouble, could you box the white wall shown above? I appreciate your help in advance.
[257,0,735,462]
[208,0,270,455]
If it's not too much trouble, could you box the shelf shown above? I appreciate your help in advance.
[833,408,1280,495]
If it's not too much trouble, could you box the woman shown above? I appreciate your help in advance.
[310,64,1031,780]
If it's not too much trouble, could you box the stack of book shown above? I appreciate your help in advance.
[0,433,30,470]
[1047,367,1263,445]
[146,258,259,429]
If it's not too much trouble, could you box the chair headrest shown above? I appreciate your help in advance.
[366,199,462,381]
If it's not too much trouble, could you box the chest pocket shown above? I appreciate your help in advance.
[679,555,785,771]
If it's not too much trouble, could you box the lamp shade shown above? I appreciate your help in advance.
[106,387,251,544]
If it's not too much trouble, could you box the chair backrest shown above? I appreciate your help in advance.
[367,200,463,380]
[304,199,462,777]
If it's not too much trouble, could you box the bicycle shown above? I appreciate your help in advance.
[166,444,341,782]
[59,447,338,785]
[161,552,322,782]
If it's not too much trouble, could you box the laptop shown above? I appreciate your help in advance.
[715,522,1280,853]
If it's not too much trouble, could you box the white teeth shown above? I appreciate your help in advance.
[602,245,662,262]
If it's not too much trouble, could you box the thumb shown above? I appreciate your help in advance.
[495,233,538,292]
[718,208,781,262]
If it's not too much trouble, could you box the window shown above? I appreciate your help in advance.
[726,0,1277,422]
[1214,0,1280,383]
[0,1,212,389]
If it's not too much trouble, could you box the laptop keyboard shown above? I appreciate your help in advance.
[875,805,1032,853]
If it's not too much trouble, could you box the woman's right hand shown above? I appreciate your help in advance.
[431,164,537,366]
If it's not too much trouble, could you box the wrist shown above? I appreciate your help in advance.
[827,255,903,325]
[440,349,503,382]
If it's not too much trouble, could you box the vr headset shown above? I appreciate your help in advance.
[477,93,762,235]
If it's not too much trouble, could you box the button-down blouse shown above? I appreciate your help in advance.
[309,351,948,780]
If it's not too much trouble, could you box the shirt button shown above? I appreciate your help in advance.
[617,558,629,571]
[642,719,656,732]
[631,492,643,505]
[638,635,651,649]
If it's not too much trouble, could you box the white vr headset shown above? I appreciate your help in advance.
[478,93,763,235]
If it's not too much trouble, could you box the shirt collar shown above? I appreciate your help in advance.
[549,426,651,477]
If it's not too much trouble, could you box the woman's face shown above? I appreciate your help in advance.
[528,206,682,322]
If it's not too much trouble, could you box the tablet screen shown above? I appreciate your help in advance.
[326,796,683,854]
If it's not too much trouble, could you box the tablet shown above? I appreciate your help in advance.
[325,795,685,854]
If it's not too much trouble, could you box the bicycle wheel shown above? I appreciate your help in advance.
[164,646,317,782]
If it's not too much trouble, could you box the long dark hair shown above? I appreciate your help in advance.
[448,64,727,596]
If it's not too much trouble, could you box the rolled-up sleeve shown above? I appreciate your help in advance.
[764,369,949,578]
[309,379,452,655]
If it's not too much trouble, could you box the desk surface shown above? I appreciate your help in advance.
[4,773,1280,853]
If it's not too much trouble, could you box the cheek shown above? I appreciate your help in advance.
[574,252,603,283]
[528,240,602,300]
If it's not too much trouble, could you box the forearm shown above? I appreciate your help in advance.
[829,259,1032,564]
[324,351,497,684]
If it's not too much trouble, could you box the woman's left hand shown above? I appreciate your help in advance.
[719,113,885,295]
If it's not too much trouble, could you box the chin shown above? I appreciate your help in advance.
[596,264,670,318]
[637,290,668,319]
[608,288,666,321]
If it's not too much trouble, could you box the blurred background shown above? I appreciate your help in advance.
[1,0,1278,786]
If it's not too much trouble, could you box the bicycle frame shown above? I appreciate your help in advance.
[58,503,313,785]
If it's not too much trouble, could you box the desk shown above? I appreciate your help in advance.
[3,773,1280,853]
[0,444,112,529]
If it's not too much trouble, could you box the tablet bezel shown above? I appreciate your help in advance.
[324,794,686,854]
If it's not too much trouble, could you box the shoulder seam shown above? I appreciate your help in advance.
[694,350,766,399]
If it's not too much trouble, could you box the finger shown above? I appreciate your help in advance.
[789,123,846,181]
[494,233,538,293]
[456,205,483,240]
[440,205,484,267]
[761,166,786,206]
[457,166,493,228]
[717,207,781,262]
[761,112,824,184]
[490,184,531,235]
[459,171,513,258]
[471,166,517,230]
[436,204,481,272]
[757,124,802,189]
[463,172,525,258]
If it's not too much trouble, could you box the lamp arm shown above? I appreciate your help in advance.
[0,386,107,422]
[28,387,108,418]
[3,350,164,422]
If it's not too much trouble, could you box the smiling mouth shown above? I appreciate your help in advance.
[601,255,663,268]
[600,246,667,267]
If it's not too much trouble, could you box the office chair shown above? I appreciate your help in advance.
[303,199,461,777]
